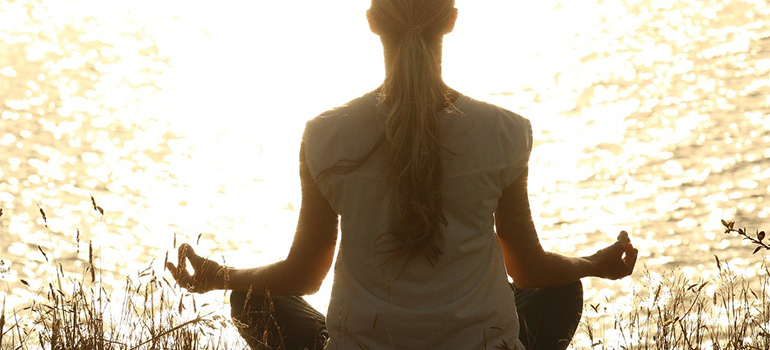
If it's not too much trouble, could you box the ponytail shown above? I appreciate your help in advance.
[372,0,456,265]
[320,0,456,266]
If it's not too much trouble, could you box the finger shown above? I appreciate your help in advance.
[167,262,193,287]
[617,230,630,245]
[184,245,206,269]
[624,248,639,275]
[607,241,626,255]
[179,243,207,270]
[166,262,178,280]
[168,260,193,280]
[178,244,189,273]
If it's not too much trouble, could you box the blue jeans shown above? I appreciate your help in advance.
[231,281,582,350]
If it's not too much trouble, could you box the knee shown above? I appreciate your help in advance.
[230,290,246,304]
[561,280,584,309]
[564,280,583,298]
[230,291,270,321]
[230,291,247,320]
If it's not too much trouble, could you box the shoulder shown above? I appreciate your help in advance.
[305,92,378,132]
[302,92,382,175]
[452,94,533,184]
[454,94,532,136]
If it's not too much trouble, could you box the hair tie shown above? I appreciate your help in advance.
[402,25,425,34]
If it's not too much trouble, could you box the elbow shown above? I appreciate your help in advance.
[291,268,327,295]
[510,275,540,289]
[508,265,546,289]
[299,279,324,295]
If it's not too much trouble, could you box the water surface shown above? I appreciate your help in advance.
[1,0,769,336]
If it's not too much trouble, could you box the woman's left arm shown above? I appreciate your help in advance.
[167,143,339,295]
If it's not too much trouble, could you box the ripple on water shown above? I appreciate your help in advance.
[1,0,769,318]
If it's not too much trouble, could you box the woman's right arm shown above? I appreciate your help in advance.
[494,166,638,289]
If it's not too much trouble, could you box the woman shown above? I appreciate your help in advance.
[167,1,639,349]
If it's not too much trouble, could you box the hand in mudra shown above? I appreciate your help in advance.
[588,231,639,280]
[166,243,227,293]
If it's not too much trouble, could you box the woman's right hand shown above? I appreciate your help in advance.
[586,231,639,280]
[166,243,228,293]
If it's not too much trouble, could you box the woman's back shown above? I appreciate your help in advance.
[303,91,532,349]
[167,2,636,349]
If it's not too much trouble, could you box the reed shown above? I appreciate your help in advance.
[1,254,249,349]
[573,259,770,350]
[561,220,767,349]
[0,249,245,350]
[0,200,247,350]
[2,202,768,349]
[7,259,769,350]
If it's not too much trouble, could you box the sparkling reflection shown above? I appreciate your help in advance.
[0,0,769,337]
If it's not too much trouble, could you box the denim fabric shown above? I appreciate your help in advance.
[231,280,582,350]
[231,292,328,350]
[513,280,583,350]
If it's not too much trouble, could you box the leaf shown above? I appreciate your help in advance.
[20,279,30,287]
[37,245,48,262]
[1,296,5,340]
[760,231,766,241]
[97,206,104,216]
[89,241,95,282]
[729,221,735,230]
[739,228,745,235]
[39,209,45,221]
[196,233,203,245]
[714,255,722,271]
[722,219,729,227]
[754,246,762,255]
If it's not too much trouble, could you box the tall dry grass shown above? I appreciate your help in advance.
[1,201,769,349]
[0,200,247,350]
[574,260,770,350]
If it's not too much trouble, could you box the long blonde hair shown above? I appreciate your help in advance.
[371,0,456,266]
[320,0,456,266]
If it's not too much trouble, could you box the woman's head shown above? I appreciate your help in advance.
[367,0,458,45]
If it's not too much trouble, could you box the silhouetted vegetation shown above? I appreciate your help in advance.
[2,204,769,349]
[722,220,769,255]
[0,200,246,350]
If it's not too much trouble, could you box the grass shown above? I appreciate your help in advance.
[0,243,244,350]
[574,261,770,350]
[570,221,770,350]
[1,203,769,349]
[1,201,248,350]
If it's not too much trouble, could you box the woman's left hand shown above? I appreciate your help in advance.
[586,231,639,280]
[166,243,227,293]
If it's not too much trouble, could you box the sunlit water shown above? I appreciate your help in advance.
[1,0,769,339]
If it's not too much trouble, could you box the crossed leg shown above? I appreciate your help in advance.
[230,281,583,350]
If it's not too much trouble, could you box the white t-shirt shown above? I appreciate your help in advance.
[303,91,532,350]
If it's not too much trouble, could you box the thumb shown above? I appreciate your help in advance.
[609,240,626,255]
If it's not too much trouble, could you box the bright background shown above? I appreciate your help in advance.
[1,0,769,338]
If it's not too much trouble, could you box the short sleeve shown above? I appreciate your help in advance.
[302,118,323,184]
[499,112,533,187]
